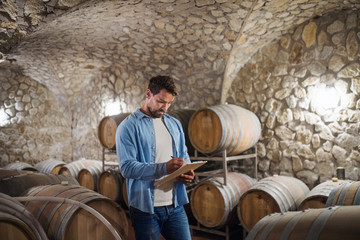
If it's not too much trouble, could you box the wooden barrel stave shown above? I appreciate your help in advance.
[299,180,349,210]
[250,183,291,212]
[0,169,22,180]
[0,172,78,197]
[214,105,240,154]
[34,159,66,174]
[3,162,38,172]
[189,108,221,154]
[326,181,360,207]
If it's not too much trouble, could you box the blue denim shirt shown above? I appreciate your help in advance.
[115,108,190,214]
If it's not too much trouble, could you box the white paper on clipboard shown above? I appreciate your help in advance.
[154,161,207,187]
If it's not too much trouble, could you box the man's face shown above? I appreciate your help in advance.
[146,88,175,118]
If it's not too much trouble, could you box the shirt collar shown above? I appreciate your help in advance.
[134,108,148,119]
[133,108,170,120]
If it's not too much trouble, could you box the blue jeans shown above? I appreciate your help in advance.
[129,205,191,240]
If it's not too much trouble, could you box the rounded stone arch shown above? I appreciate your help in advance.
[221,1,359,103]
[0,65,73,164]
[226,8,360,187]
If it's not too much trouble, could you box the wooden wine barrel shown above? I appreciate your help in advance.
[237,175,309,232]
[59,159,102,179]
[326,181,360,206]
[299,179,349,210]
[98,113,130,150]
[188,104,261,156]
[3,162,38,172]
[246,205,360,240]
[0,172,79,197]
[190,172,256,228]
[34,159,66,174]
[22,184,128,240]
[168,109,196,156]
[98,169,128,209]
[78,164,103,191]
[0,193,47,240]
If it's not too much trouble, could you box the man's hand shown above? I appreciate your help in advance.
[166,157,185,174]
[176,170,195,184]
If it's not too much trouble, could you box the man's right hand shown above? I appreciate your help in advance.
[166,157,185,174]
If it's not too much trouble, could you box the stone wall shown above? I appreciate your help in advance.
[1,0,360,189]
[0,66,72,166]
[222,0,360,102]
[227,9,360,188]
[0,0,85,54]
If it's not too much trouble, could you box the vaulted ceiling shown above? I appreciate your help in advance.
[1,0,359,107]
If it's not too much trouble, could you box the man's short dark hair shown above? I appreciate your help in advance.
[148,76,178,96]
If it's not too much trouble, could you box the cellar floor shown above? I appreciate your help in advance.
[126,217,244,240]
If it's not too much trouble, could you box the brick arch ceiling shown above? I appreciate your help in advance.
[5,0,360,105]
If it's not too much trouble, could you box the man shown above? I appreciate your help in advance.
[116,75,195,240]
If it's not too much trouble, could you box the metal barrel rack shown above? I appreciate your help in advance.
[188,146,258,240]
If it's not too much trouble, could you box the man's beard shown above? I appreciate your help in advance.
[147,107,165,118]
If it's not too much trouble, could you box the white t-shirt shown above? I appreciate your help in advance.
[153,117,173,206]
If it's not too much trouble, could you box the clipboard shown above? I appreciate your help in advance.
[154,161,207,187]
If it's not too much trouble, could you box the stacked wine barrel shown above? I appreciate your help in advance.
[164,105,263,234]
[0,192,48,240]
[59,159,103,191]
[188,104,261,156]
[245,178,360,240]
[237,175,310,232]
[298,179,349,210]
[21,184,128,240]
[98,111,197,155]
[187,172,360,240]
[34,159,65,174]
[246,205,360,240]
[0,160,129,240]
[97,169,129,209]
[98,113,130,150]
[190,172,257,228]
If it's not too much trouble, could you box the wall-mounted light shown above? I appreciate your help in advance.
[312,85,340,110]
[309,83,345,119]
[104,100,127,116]
[0,108,9,127]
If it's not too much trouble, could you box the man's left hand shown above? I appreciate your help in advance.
[176,170,195,184]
